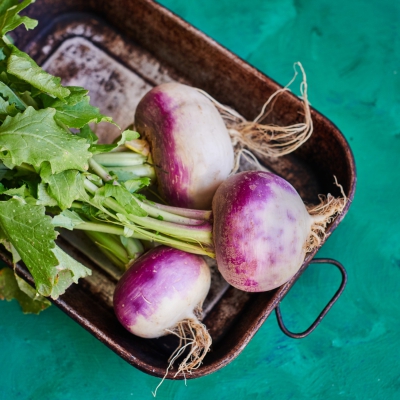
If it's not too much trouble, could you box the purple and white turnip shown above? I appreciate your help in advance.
[132,63,312,209]
[212,170,344,292]
[135,82,234,210]
[113,246,212,374]
[90,169,345,294]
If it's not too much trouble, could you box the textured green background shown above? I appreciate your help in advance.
[1,0,400,398]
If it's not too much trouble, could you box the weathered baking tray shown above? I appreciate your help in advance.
[2,0,356,379]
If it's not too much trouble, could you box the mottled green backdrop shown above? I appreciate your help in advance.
[1,0,399,399]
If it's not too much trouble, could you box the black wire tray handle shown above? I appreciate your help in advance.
[275,258,348,339]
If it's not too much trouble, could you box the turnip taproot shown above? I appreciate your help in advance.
[202,62,313,165]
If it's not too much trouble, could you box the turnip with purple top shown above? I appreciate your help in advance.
[135,82,234,210]
[82,169,345,293]
[132,64,313,210]
[113,246,212,375]
[212,170,340,292]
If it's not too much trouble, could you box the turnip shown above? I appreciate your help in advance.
[212,171,346,292]
[113,246,211,382]
[75,168,345,293]
[133,63,312,209]
[134,82,234,210]
[210,170,345,293]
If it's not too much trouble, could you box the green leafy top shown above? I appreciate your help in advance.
[0,107,92,173]
[0,0,201,304]
[7,44,70,100]
[0,1,117,300]
[0,267,51,314]
[0,0,38,37]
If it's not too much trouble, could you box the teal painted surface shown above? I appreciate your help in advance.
[1,0,400,398]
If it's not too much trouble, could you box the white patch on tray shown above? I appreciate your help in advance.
[42,37,153,143]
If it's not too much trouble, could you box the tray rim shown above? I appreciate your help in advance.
[2,0,357,380]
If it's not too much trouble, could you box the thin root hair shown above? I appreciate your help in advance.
[305,177,348,252]
[198,62,313,165]
[152,317,211,397]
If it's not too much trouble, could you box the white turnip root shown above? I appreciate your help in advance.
[212,171,346,292]
[135,82,234,210]
[133,63,312,209]
[113,246,212,375]
[83,167,345,293]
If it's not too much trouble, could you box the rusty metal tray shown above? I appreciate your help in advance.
[2,0,356,379]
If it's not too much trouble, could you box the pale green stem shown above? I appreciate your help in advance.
[83,165,214,253]
[89,158,114,182]
[93,152,147,166]
[73,221,148,240]
[133,197,207,225]
[84,230,129,266]
[144,201,212,221]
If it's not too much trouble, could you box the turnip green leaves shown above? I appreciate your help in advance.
[0,1,116,301]
[7,45,70,100]
[0,198,90,297]
[0,107,91,173]
[41,86,114,128]
[0,0,38,37]
[0,267,51,314]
